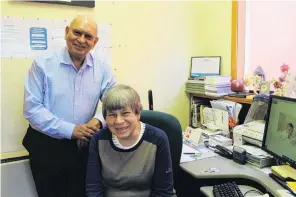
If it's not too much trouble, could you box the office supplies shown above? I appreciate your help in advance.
[233,120,265,147]
[246,151,274,168]
[287,182,296,195]
[182,139,218,161]
[225,144,273,168]
[191,103,199,127]
[186,80,206,95]
[214,145,233,159]
[190,56,221,78]
[209,135,232,147]
[271,165,296,181]
[262,95,296,168]
[287,182,296,191]
[184,126,204,145]
[203,107,229,132]
[212,182,243,197]
[233,146,247,164]
[189,97,210,127]
[269,173,296,195]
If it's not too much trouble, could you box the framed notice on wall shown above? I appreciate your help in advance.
[190,56,221,78]
[29,0,95,8]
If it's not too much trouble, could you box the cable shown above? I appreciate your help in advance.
[243,189,263,197]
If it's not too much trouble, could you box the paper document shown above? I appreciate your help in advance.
[210,99,242,124]
[180,144,200,163]
[203,107,229,132]
[180,140,218,163]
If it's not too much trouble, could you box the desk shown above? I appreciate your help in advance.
[180,156,284,197]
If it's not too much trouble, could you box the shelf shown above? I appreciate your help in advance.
[188,92,254,104]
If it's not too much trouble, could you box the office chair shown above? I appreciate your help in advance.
[140,110,183,193]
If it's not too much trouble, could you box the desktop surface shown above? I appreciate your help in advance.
[201,185,261,197]
[180,156,284,197]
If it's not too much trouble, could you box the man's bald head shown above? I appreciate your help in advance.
[70,15,98,36]
[65,15,99,62]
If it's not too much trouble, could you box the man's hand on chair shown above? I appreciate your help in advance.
[72,124,96,141]
[86,118,102,131]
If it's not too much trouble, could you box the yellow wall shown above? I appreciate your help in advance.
[1,1,232,154]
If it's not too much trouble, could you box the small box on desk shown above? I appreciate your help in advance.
[209,135,232,147]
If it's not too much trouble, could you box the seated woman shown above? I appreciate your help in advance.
[86,84,174,197]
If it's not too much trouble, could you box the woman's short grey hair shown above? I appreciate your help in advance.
[102,84,143,119]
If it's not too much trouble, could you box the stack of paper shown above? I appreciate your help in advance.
[185,80,205,94]
[225,145,273,168]
[204,76,233,97]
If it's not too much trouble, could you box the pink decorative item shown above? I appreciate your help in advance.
[231,79,245,93]
[272,64,290,96]
[280,64,289,73]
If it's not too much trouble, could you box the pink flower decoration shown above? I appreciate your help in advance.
[281,64,289,73]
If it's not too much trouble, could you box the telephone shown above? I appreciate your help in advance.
[215,145,233,159]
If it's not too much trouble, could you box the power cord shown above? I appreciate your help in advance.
[243,189,263,196]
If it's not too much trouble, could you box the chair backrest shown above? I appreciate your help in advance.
[140,110,183,189]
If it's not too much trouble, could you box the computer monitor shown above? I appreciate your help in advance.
[262,95,296,167]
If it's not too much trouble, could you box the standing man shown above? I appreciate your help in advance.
[22,15,116,197]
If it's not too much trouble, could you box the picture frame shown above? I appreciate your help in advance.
[259,81,270,95]
[287,72,296,98]
[189,56,221,79]
[28,0,95,8]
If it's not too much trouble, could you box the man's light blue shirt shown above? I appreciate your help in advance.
[24,47,116,139]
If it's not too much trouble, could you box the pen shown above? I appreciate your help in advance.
[183,152,196,155]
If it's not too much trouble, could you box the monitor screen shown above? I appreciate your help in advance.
[262,96,296,165]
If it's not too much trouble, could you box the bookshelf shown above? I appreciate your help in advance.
[187,92,254,104]
[188,92,253,127]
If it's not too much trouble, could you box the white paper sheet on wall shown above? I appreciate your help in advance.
[1,16,31,58]
[0,16,112,64]
[49,19,70,52]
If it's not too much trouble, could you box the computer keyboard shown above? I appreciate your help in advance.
[213,182,244,197]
